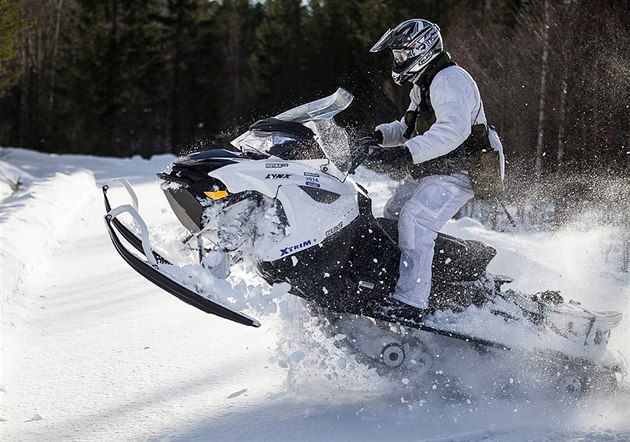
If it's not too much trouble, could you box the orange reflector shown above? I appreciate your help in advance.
[204,190,229,200]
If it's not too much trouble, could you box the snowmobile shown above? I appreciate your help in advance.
[103,88,624,396]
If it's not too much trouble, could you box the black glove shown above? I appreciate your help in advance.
[359,130,383,145]
[358,130,384,158]
[372,130,384,145]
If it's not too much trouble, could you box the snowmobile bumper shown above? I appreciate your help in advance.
[102,180,260,328]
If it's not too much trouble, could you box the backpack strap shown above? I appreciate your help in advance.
[403,52,456,140]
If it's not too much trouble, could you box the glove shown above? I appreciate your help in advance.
[359,130,383,146]
[372,130,384,145]
[358,130,384,158]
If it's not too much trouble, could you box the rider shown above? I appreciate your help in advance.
[364,19,504,318]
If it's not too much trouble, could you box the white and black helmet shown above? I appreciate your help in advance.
[370,19,443,85]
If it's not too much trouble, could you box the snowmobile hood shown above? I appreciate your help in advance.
[249,118,315,140]
[174,149,241,168]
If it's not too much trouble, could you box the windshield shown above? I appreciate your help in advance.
[231,88,354,173]
[274,87,353,122]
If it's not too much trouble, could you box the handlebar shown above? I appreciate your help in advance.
[343,145,371,175]
[344,143,400,175]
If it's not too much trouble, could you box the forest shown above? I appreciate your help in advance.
[1,1,629,192]
[0,0,627,166]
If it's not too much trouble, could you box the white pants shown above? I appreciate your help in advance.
[384,174,474,309]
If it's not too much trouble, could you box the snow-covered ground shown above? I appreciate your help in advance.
[1,146,628,441]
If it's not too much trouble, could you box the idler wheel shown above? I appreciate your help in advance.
[557,375,583,398]
[381,343,405,368]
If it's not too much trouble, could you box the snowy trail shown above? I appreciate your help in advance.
[2,148,629,441]
[1,157,397,441]
[3,171,282,441]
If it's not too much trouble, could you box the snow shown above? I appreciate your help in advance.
[2,146,629,441]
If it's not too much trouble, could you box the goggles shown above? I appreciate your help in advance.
[392,42,429,64]
[392,49,411,63]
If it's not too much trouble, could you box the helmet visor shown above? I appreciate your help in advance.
[370,28,394,53]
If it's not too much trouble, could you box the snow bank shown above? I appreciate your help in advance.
[0,168,96,301]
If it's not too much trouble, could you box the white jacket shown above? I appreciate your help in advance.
[376,65,502,168]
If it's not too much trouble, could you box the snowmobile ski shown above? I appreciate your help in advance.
[103,182,260,328]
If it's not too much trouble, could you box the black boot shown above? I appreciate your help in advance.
[372,297,429,325]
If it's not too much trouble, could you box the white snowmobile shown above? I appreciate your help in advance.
[103,88,624,396]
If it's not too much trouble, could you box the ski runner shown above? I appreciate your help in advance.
[363,19,505,319]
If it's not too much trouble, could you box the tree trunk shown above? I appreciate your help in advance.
[556,73,568,168]
[18,33,29,145]
[534,0,550,178]
[226,12,242,132]
[49,0,64,108]
[168,0,184,150]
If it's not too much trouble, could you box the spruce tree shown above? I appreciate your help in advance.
[249,0,309,114]
[0,0,31,96]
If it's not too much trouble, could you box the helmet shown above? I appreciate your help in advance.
[370,19,443,85]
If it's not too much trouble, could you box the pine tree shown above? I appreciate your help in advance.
[0,0,31,96]
[155,0,220,152]
[53,0,169,155]
[212,0,262,133]
[249,0,308,114]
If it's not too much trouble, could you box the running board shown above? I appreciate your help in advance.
[103,182,260,328]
